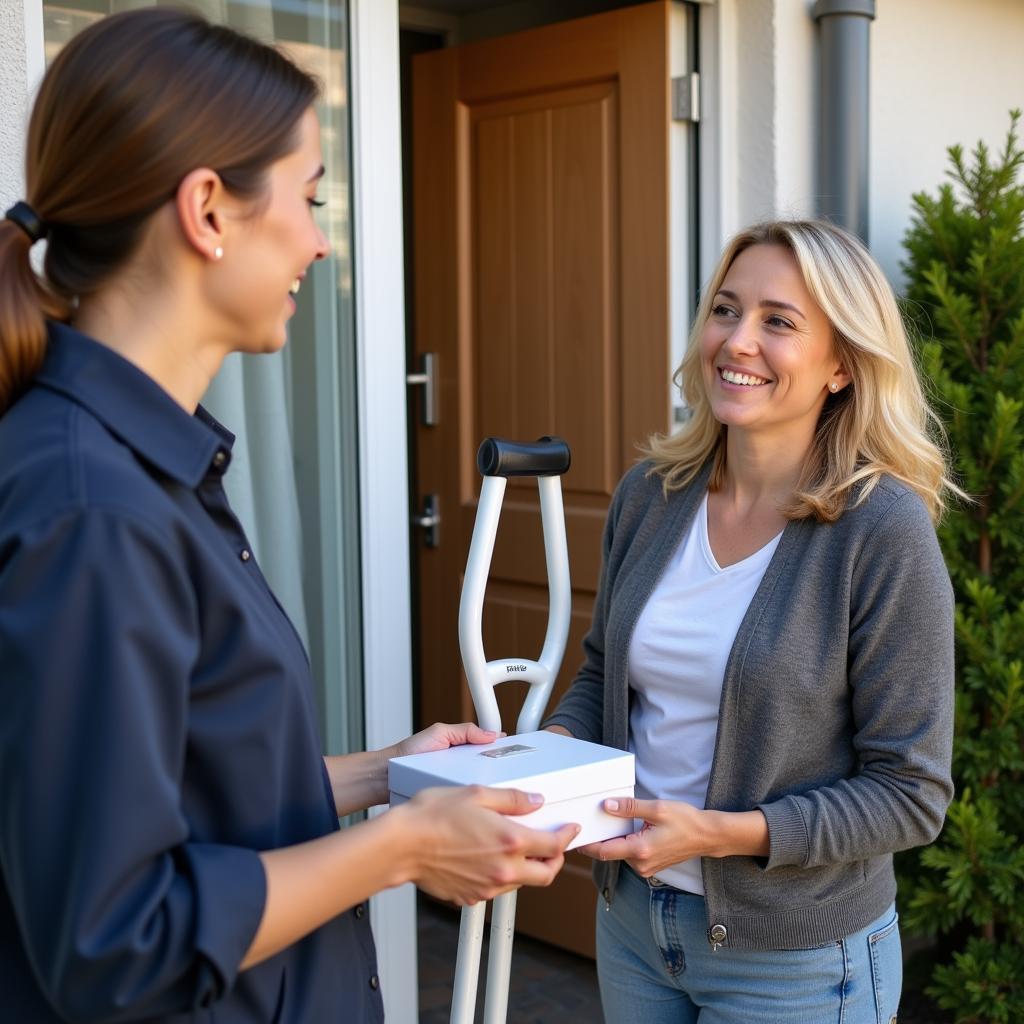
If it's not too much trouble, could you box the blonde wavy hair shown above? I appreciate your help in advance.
[645,219,957,523]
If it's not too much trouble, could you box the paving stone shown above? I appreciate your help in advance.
[417,895,604,1022]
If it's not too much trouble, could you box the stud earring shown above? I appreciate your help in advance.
[213,246,224,260]
[829,381,839,392]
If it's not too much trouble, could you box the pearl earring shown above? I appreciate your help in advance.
[829,382,839,392]
[213,246,224,260]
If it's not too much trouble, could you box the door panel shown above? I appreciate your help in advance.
[413,1,675,958]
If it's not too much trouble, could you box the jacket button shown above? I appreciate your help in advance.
[212,450,228,470]
[354,903,365,919]
[240,549,251,562]
[708,923,728,945]
[369,974,379,990]
[602,887,610,901]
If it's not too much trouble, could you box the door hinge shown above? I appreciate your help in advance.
[672,72,700,123]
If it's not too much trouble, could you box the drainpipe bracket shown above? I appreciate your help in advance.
[812,0,876,20]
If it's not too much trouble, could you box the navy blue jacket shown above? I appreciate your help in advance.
[0,324,383,1022]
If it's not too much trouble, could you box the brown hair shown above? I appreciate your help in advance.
[0,6,320,414]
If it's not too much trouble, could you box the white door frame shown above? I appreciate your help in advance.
[348,1,418,1021]
[344,3,724,1018]
[345,2,738,1018]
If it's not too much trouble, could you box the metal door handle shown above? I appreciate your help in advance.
[412,493,440,547]
[407,352,437,426]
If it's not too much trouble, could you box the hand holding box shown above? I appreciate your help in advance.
[389,730,635,851]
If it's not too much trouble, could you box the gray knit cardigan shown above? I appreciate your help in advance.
[544,459,955,950]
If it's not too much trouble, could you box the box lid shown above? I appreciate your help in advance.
[388,730,634,804]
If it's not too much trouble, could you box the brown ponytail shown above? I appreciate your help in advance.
[0,220,58,414]
[0,7,320,415]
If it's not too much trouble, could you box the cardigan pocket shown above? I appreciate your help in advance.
[730,857,872,908]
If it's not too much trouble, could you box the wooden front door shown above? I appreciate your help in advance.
[411,1,675,958]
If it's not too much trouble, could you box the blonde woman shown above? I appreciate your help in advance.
[545,220,956,1024]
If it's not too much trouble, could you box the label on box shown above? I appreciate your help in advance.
[479,744,536,759]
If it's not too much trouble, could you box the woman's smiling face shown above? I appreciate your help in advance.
[699,242,849,441]
[209,107,330,354]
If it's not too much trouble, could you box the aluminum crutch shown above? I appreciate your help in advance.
[450,436,572,1024]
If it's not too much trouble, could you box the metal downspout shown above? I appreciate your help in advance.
[813,0,877,241]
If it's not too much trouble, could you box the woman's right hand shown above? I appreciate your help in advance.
[394,786,578,905]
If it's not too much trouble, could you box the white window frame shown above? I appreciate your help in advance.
[348,1,418,1021]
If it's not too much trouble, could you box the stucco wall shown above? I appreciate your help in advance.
[734,0,778,225]
[870,0,1024,286]
[703,0,817,262]
[1,1,28,210]
[772,0,816,221]
[716,0,1023,289]
[699,0,816,274]
[0,0,43,210]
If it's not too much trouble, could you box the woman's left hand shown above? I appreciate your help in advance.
[577,798,769,877]
[576,798,712,877]
[391,722,502,760]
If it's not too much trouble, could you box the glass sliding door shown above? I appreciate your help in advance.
[42,0,364,758]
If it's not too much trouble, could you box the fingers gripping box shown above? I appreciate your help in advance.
[388,730,635,851]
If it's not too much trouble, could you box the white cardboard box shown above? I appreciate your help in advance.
[388,730,634,851]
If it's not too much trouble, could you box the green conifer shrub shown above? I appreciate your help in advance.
[897,110,1024,1024]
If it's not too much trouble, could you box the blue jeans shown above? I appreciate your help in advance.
[596,865,901,1024]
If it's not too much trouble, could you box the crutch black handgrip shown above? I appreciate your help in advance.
[476,436,571,478]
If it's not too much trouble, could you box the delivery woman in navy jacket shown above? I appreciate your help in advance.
[0,9,575,1022]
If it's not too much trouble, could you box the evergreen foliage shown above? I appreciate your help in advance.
[898,111,1024,1024]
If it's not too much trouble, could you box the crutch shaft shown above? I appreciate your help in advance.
[458,476,507,734]
[517,475,571,734]
[482,891,518,1024]
[451,902,487,1024]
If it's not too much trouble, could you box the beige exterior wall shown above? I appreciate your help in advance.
[870,0,1024,286]
[709,0,1023,284]
[0,0,43,210]
[699,0,819,273]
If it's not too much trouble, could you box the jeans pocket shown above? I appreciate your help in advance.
[791,938,843,951]
[868,912,902,1024]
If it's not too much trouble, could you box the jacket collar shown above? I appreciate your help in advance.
[37,321,234,489]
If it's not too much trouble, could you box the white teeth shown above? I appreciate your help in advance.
[721,368,768,386]
[290,279,301,295]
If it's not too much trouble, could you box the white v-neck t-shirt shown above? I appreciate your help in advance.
[627,491,783,895]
